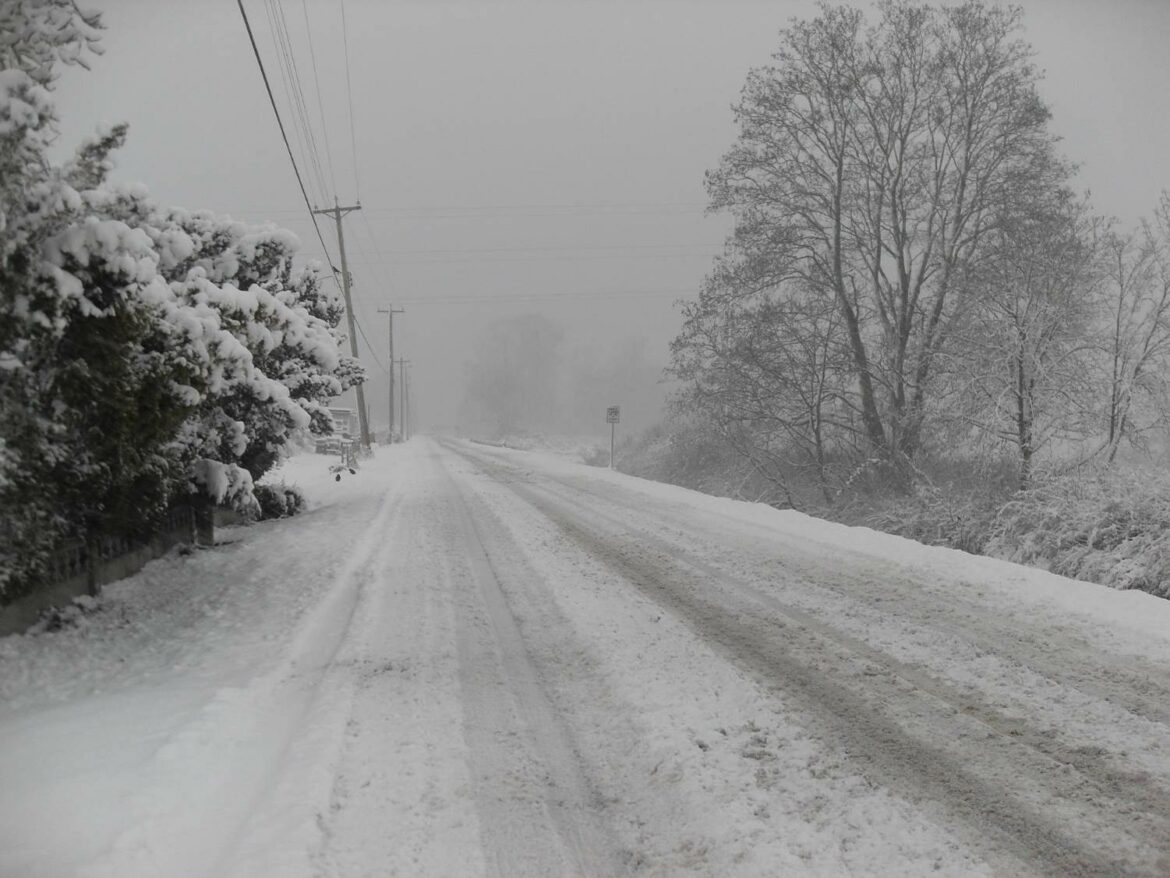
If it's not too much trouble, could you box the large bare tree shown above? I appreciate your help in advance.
[685,0,1068,471]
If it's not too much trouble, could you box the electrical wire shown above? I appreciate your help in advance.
[268,2,317,196]
[240,0,393,398]
[342,251,718,266]
[354,318,388,372]
[236,0,337,272]
[266,0,331,202]
[300,0,338,196]
[261,0,319,203]
[339,0,361,200]
[216,202,710,222]
[349,242,718,256]
[394,287,689,305]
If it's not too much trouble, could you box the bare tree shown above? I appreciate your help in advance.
[673,271,854,504]
[954,192,1099,487]
[693,0,1068,470]
[1097,196,1170,462]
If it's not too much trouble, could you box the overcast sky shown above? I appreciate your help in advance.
[52,0,1170,432]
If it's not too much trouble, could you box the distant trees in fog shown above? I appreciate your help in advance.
[458,315,664,438]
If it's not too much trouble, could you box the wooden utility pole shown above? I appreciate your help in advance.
[313,199,371,449]
[395,358,411,440]
[378,306,403,441]
[405,365,412,438]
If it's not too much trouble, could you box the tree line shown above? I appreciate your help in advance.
[670,0,1170,507]
[0,2,361,600]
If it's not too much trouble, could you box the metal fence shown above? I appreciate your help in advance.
[0,505,197,637]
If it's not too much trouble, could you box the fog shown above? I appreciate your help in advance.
[52,0,1170,438]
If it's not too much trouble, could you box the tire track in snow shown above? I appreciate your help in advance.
[446,442,1167,877]
[435,449,628,878]
[521,491,1153,876]
[459,442,1170,740]
[548,461,1170,728]
[313,460,486,878]
[222,485,405,877]
[517,469,1170,839]
[506,461,1170,833]
[80,485,402,878]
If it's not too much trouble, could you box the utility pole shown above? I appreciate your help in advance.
[395,358,411,440]
[377,305,403,441]
[313,199,371,449]
[405,365,412,439]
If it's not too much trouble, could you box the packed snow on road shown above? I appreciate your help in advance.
[3,438,1170,877]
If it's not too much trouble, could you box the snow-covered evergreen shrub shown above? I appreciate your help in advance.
[253,483,306,521]
[0,3,174,597]
[0,3,361,600]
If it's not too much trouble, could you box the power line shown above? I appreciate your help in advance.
[394,288,689,305]
[359,210,387,262]
[354,318,387,372]
[268,1,321,197]
[240,0,387,397]
[342,252,718,267]
[349,242,718,256]
[236,0,337,273]
[300,0,338,197]
[282,1,332,200]
[354,200,708,212]
[339,0,361,200]
[261,0,319,203]
[216,202,708,222]
[226,201,708,217]
[266,0,331,202]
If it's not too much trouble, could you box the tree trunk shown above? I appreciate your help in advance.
[192,496,215,546]
[85,535,99,598]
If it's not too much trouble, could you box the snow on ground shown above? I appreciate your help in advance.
[2,437,1169,876]
[465,431,607,462]
[478,439,1170,657]
[0,449,395,877]
[441,449,993,876]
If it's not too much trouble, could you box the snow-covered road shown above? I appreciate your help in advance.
[3,437,1170,876]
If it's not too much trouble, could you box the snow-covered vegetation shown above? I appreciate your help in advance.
[0,1,361,600]
[643,1,1170,599]
[617,415,1170,599]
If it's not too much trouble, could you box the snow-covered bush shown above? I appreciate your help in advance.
[161,237,355,496]
[0,3,167,598]
[619,418,791,506]
[581,445,610,467]
[861,484,1000,556]
[253,483,307,521]
[987,469,1170,598]
[0,2,360,599]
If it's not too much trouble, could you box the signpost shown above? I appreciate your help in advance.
[606,405,620,469]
